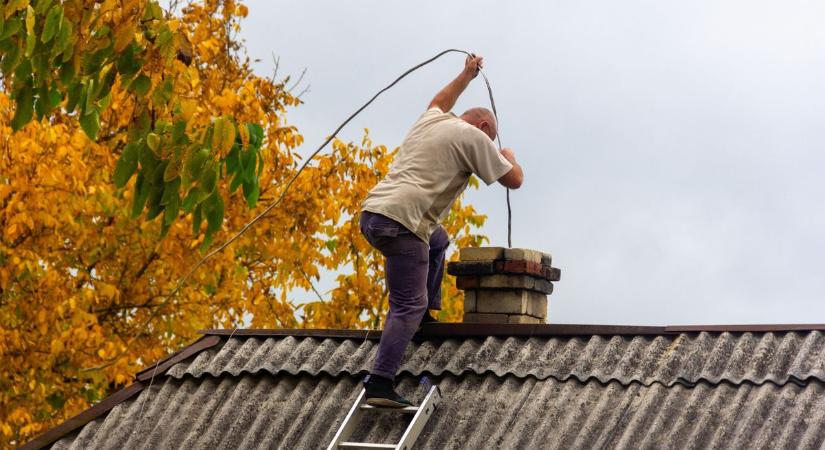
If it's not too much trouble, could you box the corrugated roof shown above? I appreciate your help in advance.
[166,331,825,387]
[50,372,825,450]
[27,326,825,449]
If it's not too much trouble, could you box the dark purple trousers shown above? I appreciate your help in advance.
[359,211,449,380]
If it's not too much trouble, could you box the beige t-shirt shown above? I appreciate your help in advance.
[361,107,513,243]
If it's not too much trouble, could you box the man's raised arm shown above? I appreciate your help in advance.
[428,55,483,112]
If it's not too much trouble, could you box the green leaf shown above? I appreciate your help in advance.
[98,91,112,111]
[99,67,117,99]
[82,46,112,75]
[24,32,36,57]
[246,123,264,149]
[53,18,72,59]
[192,203,203,234]
[200,161,217,193]
[163,191,180,225]
[241,148,256,182]
[160,178,180,206]
[113,143,139,188]
[181,187,203,213]
[204,192,224,236]
[10,85,34,131]
[34,85,50,119]
[130,75,151,98]
[185,148,209,180]
[145,188,164,220]
[84,78,95,113]
[41,5,62,43]
[47,83,62,107]
[160,218,171,238]
[151,77,173,106]
[13,58,30,84]
[64,82,82,113]
[146,132,160,153]
[138,139,159,172]
[172,120,187,144]
[79,109,100,139]
[116,43,141,77]
[163,155,181,182]
[34,0,53,15]
[229,172,243,193]
[131,172,150,218]
[0,44,21,77]
[58,61,75,86]
[45,392,65,411]
[242,180,259,208]
[151,160,168,186]
[225,145,240,174]
[200,191,224,251]
[0,17,21,40]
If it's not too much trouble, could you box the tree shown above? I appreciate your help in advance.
[0,0,489,444]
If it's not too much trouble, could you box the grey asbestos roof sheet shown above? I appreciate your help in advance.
[52,372,825,450]
[39,330,825,449]
[165,331,825,386]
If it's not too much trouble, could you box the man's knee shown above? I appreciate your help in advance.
[389,293,428,318]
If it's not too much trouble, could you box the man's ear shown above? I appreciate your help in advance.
[479,121,493,139]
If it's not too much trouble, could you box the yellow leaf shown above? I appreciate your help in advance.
[4,0,27,19]
[51,339,64,354]
[99,283,117,299]
[112,22,136,52]
[238,122,249,147]
[25,5,34,34]
[212,116,235,154]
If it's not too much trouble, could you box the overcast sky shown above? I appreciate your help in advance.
[235,0,825,325]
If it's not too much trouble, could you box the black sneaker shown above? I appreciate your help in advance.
[364,375,413,408]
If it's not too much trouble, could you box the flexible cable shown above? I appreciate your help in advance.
[92,49,509,370]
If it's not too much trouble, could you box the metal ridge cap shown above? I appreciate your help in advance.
[199,324,668,338]
[665,324,825,332]
[200,323,825,339]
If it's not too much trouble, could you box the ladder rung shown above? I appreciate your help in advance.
[339,443,397,449]
[359,404,419,414]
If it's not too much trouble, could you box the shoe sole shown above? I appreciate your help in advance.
[365,397,412,408]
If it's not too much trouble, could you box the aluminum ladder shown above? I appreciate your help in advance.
[327,385,442,450]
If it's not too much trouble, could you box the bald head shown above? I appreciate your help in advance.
[460,107,497,141]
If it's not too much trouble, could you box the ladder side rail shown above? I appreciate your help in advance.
[394,386,442,450]
[338,443,397,449]
[327,388,369,450]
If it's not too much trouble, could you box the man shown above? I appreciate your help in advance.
[359,54,524,407]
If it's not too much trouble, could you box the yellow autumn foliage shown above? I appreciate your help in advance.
[0,0,489,446]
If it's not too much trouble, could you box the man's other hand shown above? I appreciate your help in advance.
[463,54,483,79]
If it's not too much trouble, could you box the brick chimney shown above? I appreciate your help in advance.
[447,247,560,324]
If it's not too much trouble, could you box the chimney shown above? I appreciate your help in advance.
[447,247,560,324]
